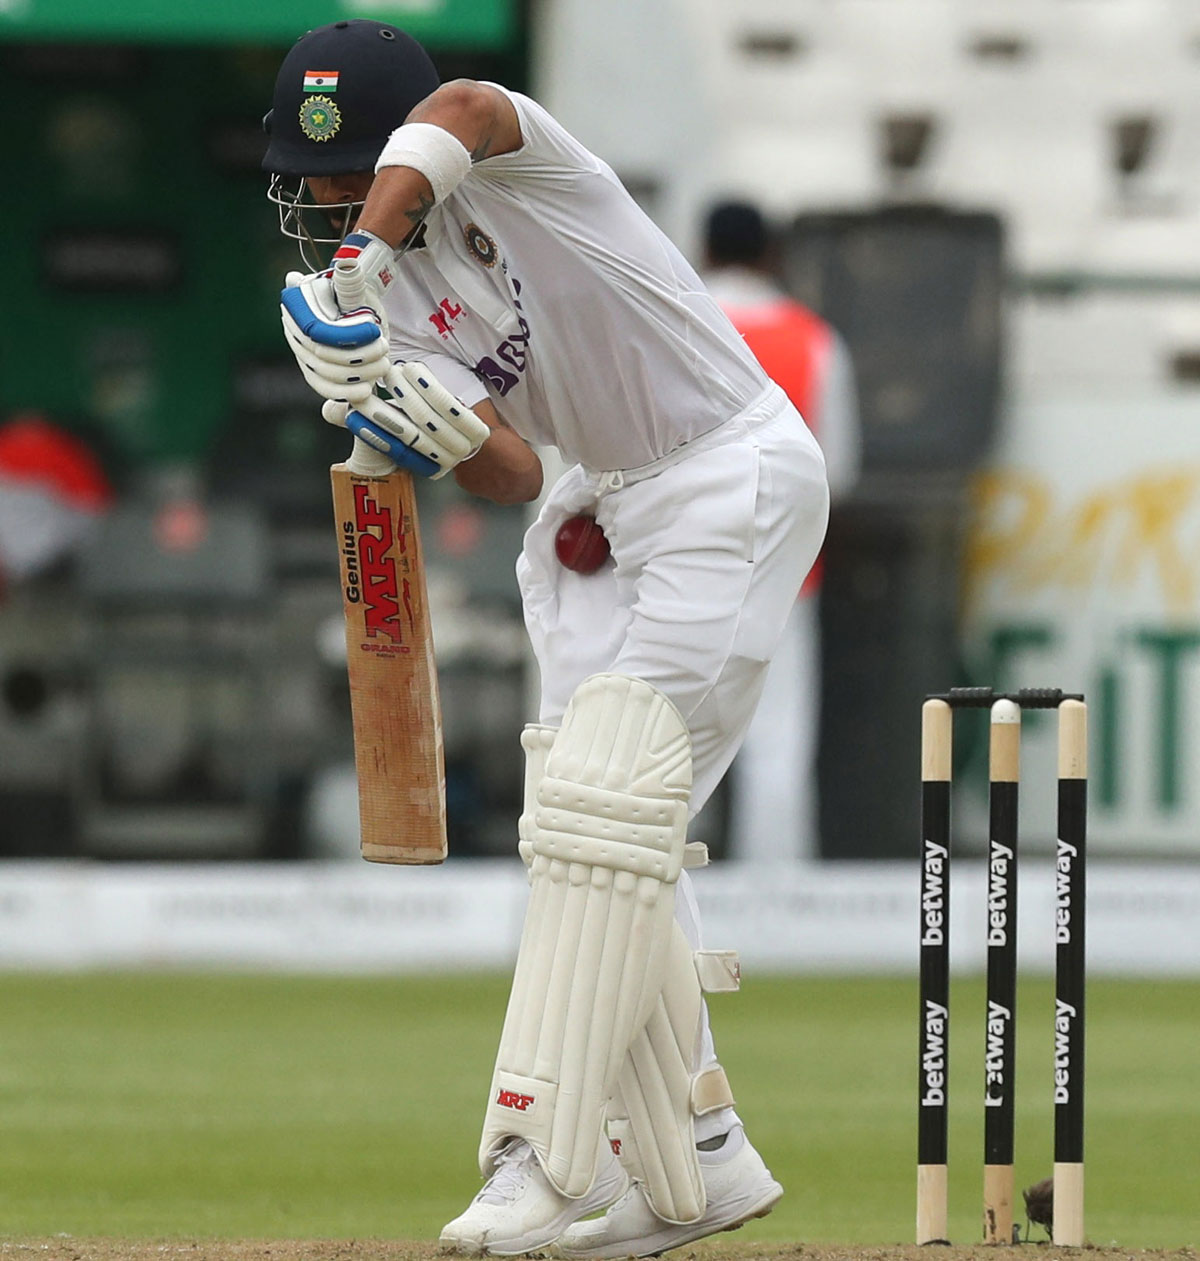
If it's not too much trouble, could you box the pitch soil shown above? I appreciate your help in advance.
[2,1243,1195,1261]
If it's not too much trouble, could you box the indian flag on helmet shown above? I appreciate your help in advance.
[303,70,340,92]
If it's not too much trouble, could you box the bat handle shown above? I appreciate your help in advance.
[345,435,398,478]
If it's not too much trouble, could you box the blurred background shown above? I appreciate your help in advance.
[1,0,1199,976]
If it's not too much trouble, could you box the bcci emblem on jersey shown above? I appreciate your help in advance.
[464,223,498,268]
[299,95,342,143]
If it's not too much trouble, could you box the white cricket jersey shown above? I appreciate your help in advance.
[381,87,771,472]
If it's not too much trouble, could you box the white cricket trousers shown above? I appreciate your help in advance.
[516,382,829,1099]
[729,592,822,861]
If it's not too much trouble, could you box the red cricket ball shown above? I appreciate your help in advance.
[554,514,611,574]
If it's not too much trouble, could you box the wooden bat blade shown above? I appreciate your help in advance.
[331,463,447,864]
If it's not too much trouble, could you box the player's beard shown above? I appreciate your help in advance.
[268,174,364,271]
[320,205,360,238]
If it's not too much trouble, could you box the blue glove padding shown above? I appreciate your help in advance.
[280,284,382,351]
[344,409,441,478]
[280,270,391,405]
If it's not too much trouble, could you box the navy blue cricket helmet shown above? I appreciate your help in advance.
[263,19,440,176]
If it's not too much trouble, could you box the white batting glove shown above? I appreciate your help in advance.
[331,231,397,337]
[323,362,491,480]
[280,270,391,405]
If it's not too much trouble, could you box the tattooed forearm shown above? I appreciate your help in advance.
[404,190,436,228]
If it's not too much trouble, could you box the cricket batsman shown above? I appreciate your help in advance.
[264,19,829,1256]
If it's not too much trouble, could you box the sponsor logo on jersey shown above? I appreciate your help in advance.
[299,95,341,143]
[464,222,498,268]
[474,276,530,396]
[429,297,466,339]
[303,70,340,92]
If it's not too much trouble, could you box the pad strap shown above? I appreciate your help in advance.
[694,950,740,993]
[683,842,709,869]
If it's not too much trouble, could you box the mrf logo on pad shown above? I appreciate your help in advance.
[497,1089,536,1112]
[341,482,413,648]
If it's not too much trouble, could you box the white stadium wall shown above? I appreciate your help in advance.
[3,860,1198,975]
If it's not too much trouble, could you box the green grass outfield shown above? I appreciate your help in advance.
[0,973,1195,1247]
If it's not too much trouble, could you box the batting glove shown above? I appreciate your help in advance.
[280,269,391,405]
[323,362,491,480]
[331,231,397,336]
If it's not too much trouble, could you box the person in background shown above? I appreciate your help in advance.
[0,412,113,600]
[701,201,862,863]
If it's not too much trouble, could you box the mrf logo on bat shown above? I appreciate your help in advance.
[341,482,415,651]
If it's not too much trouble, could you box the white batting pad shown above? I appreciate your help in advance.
[518,724,558,868]
[480,674,692,1198]
[609,926,739,1224]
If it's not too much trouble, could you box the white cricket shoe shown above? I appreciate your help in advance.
[553,1126,783,1259]
[439,1139,630,1257]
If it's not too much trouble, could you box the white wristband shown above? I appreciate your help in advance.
[375,122,472,204]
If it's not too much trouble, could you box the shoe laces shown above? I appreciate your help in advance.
[477,1141,539,1206]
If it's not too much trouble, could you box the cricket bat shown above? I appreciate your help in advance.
[331,462,447,864]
